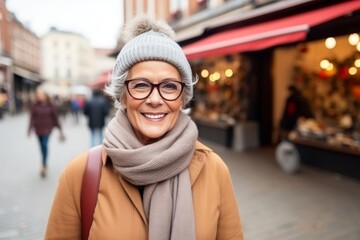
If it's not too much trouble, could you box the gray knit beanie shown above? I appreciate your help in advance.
[110,15,195,105]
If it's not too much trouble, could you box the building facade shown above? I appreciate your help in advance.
[10,13,42,111]
[123,0,170,22]
[0,0,12,111]
[41,28,95,96]
[0,0,42,113]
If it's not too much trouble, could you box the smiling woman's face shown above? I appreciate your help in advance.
[122,61,183,144]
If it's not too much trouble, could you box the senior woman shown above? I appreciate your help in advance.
[45,15,243,240]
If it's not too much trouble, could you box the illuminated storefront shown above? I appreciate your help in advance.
[180,1,360,178]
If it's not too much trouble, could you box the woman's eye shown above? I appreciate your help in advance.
[162,82,178,91]
[133,82,150,89]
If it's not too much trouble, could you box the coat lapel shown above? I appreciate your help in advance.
[189,141,211,186]
[119,176,148,227]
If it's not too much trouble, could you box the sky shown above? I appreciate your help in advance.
[6,0,124,49]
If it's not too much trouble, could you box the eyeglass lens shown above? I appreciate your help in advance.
[126,79,184,101]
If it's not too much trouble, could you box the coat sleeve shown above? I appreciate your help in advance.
[216,159,244,240]
[45,152,87,239]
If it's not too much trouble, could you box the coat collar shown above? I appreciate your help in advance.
[188,141,212,185]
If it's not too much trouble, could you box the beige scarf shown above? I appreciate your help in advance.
[103,109,198,240]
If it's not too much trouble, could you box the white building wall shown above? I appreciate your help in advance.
[41,30,95,95]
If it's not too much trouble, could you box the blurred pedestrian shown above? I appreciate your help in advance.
[70,95,81,124]
[45,15,243,239]
[28,89,64,177]
[83,89,109,146]
[54,94,70,121]
[280,84,313,139]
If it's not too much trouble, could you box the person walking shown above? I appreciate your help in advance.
[45,15,243,239]
[83,89,109,146]
[28,89,64,177]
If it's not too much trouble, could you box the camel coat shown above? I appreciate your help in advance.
[45,141,243,239]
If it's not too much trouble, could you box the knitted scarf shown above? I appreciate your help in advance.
[103,109,198,240]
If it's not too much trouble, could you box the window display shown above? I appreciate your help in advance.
[191,54,250,125]
[289,34,360,151]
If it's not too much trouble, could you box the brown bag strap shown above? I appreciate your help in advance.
[81,145,103,240]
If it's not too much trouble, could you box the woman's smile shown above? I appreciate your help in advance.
[142,113,167,120]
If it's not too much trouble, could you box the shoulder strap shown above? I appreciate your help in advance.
[81,145,103,240]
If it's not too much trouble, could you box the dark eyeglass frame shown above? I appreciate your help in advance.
[124,78,185,101]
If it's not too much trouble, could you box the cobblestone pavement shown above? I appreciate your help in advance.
[0,112,359,239]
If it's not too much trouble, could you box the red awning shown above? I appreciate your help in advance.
[183,1,360,59]
[88,70,112,89]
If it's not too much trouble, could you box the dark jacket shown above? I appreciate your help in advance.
[84,94,109,129]
[28,102,61,136]
[280,89,313,131]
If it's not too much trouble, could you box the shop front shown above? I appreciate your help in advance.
[190,54,260,150]
[12,66,42,112]
[0,56,12,114]
[184,1,360,145]
[273,33,360,179]
[181,1,360,178]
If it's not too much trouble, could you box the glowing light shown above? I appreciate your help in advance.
[213,72,220,81]
[349,67,357,75]
[225,69,233,77]
[355,59,360,68]
[348,33,359,46]
[201,69,209,78]
[357,42,360,52]
[325,37,336,49]
[326,63,334,71]
[320,59,330,69]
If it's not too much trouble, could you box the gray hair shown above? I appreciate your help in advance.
[103,71,128,109]
[103,15,197,109]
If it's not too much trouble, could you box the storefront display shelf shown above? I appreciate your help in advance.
[194,118,233,148]
[290,136,360,180]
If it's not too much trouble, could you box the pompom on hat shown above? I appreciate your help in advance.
[111,15,195,105]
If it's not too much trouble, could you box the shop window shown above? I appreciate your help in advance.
[191,54,250,125]
[288,34,360,150]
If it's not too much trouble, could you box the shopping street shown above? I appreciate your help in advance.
[0,112,359,240]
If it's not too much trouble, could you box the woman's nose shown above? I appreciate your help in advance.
[146,87,163,105]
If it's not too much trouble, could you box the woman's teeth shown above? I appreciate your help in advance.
[144,114,165,119]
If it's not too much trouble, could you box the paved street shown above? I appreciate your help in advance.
[0,112,359,240]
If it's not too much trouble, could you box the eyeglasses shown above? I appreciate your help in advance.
[125,78,185,101]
